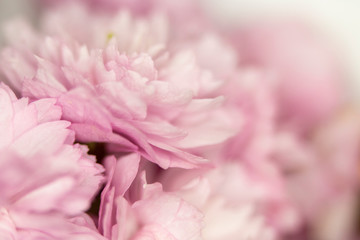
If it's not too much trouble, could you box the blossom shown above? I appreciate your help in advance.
[230,21,342,132]
[1,6,236,169]
[1,1,357,239]
[0,83,105,239]
[272,109,360,239]
[215,69,276,163]
[225,20,359,238]
[157,160,296,240]
[98,153,203,240]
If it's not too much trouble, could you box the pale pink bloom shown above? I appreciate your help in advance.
[98,153,203,240]
[158,161,295,240]
[220,69,276,163]
[41,2,229,76]
[272,109,360,239]
[0,83,105,239]
[182,70,301,236]
[179,32,238,81]
[227,20,357,239]
[1,10,236,169]
[230,21,342,132]
[187,68,276,168]
[149,22,276,165]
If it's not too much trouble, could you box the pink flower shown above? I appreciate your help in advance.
[2,2,355,239]
[0,83,105,239]
[163,21,277,165]
[157,160,296,240]
[226,19,357,239]
[1,7,235,169]
[98,153,204,240]
[230,21,342,132]
[272,109,360,239]
[218,69,276,163]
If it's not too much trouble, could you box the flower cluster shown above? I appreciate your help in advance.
[0,1,358,240]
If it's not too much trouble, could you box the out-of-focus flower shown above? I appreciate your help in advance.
[230,21,343,132]
[158,160,296,240]
[165,27,277,166]
[226,21,360,239]
[216,69,276,163]
[272,109,360,239]
[98,153,203,240]
[0,83,105,239]
[0,6,236,169]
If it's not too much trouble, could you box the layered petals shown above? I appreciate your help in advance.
[0,83,104,238]
[0,8,236,169]
[99,154,203,240]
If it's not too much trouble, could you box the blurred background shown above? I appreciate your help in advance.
[202,0,360,107]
